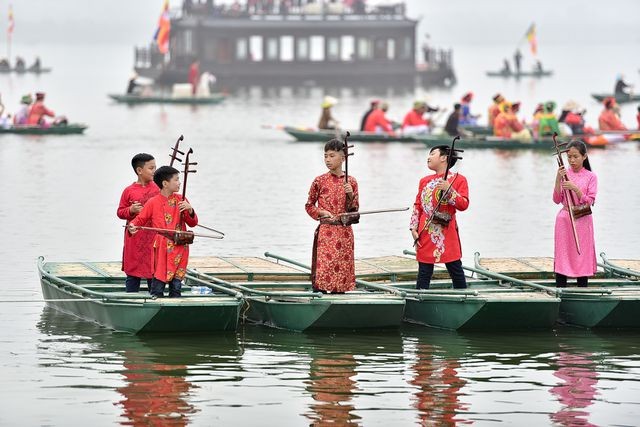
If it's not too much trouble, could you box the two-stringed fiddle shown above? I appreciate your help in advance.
[552,132,581,254]
[169,134,185,167]
[413,136,464,247]
[173,148,198,245]
[341,131,359,225]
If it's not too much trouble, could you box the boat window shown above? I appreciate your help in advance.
[327,37,340,61]
[296,37,310,60]
[236,38,248,61]
[266,37,279,61]
[341,36,354,61]
[357,37,373,60]
[184,30,194,55]
[374,38,387,60]
[250,36,263,62]
[280,36,294,62]
[310,36,325,61]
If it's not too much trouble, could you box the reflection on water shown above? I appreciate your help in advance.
[26,307,640,425]
[410,343,469,426]
[550,350,598,427]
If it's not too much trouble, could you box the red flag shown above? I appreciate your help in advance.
[525,23,537,56]
[154,0,170,54]
[7,5,14,37]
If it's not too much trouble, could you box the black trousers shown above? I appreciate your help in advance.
[150,278,183,297]
[555,273,588,288]
[417,260,467,289]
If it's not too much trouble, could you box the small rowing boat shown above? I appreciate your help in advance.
[37,257,243,333]
[108,93,226,105]
[486,70,553,78]
[474,253,640,328]
[0,123,87,135]
[591,93,640,104]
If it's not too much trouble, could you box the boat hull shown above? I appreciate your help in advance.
[108,94,225,105]
[560,293,640,328]
[245,295,405,331]
[591,93,640,104]
[404,296,560,330]
[486,70,553,78]
[0,124,87,135]
[40,274,241,333]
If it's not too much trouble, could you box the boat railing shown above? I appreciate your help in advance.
[599,252,640,280]
[187,268,324,299]
[264,252,406,297]
[38,257,242,301]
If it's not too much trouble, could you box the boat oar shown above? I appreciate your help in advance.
[264,252,406,297]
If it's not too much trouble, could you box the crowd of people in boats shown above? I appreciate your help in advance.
[317,89,640,143]
[181,0,399,18]
[0,56,43,72]
[0,92,66,129]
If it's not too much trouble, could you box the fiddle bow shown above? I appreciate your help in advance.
[413,135,464,246]
[552,132,581,254]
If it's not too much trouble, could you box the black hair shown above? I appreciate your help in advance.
[153,165,180,189]
[131,153,155,173]
[429,145,459,167]
[324,138,345,152]
[453,103,461,110]
[567,140,591,171]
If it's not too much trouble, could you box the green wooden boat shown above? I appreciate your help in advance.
[474,253,640,328]
[0,67,51,74]
[591,93,640,104]
[0,123,87,135]
[600,253,640,280]
[460,125,493,135]
[414,134,609,150]
[37,257,243,333]
[108,93,226,105]
[282,126,419,143]
[486,70,553,78]
[186,254,406,332]
[397,250,560,330]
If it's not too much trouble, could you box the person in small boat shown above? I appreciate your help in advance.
[598,97,627,131]
[494,102,532,141]
[305,138,359,294]
[444,103,464,137]
[318,96,339,130]
[401,101,432,135]
[614,74,633,99]
[117,153,159,293]
[535,60,544,73]
[126,72,141,95]
[637,106,640,130]
[459,92,480,126]
[538,101,561,137]
[514,49,522,74]
[359,99,380,131]
[29,57,41,72]
[501,58,511,74]
[0,58,9,70]
[410,145,469,290]
[559,101,593,136]
[128,166,198,298]
[14,56,26,72]
[196,71,216,96]
[487,93,505,128]
[13,94,33,126]
[552,140,597,288]
[27,92,55,127]
[531,103,544,139]
[188,59,200,96]
[364,101,395,135]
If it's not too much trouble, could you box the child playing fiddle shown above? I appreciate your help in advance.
[117,153,159,292]
[128,166,198,298]
[410,145,469,289]
[553,140,597,287]
[305,139,359,293]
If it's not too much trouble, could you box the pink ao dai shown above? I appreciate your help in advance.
[552,167,598,277]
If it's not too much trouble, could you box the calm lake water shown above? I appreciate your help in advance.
[2,1,640,425]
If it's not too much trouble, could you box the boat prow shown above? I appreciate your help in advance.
[108,93,226,105]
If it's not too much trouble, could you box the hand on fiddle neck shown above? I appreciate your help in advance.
[178,200,194,216]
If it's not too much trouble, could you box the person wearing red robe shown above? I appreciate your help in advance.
[117,153,159,292]
[487,93,504,128]
[188,60,200,95]
[637,106,640,130]
[129,166,198,298]
[27,92,55,126]
[410,145,469,289]
[598,97,627,131]
[305,139,359,293]
[363,103,395,135]
[401,101,431,135]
